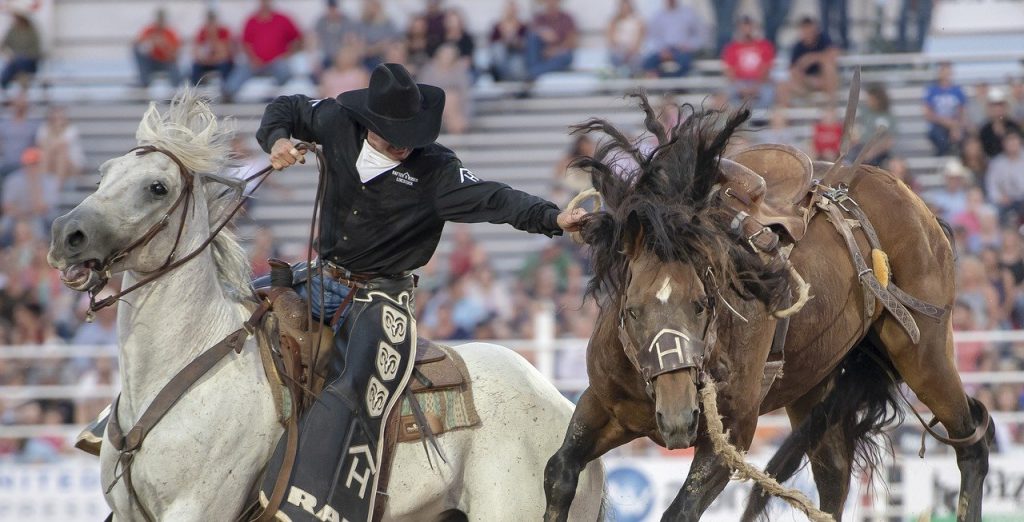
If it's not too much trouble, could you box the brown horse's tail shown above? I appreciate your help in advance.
[742,344,903,521]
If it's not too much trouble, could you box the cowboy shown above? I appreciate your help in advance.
[255,62,585,521]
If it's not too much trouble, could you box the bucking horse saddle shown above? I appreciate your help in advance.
[718,143,816,252]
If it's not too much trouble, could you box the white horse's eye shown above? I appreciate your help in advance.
[150,181,168,196]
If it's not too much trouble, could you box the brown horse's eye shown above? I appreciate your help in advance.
[694,299,708,316]
[150,181,168,196]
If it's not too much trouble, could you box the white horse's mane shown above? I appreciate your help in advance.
[135,89,252,300]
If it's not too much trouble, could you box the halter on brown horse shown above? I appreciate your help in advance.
[542,95,993,521]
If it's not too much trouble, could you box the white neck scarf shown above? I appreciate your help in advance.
[355,140,400,183]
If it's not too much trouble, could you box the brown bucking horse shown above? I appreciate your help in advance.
[542,95,993,521]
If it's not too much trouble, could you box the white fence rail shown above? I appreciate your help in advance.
[2,330,1023,440]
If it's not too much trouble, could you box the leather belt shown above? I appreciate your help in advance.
[320,260,410,287]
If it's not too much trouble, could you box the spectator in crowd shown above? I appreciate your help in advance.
[319,45,370,98]
[968,82,989,127]
[190,9,234,85]
[761,0,792,47]
[923,62,968,156]
[953,187,995,239]
[132,8,182,87]
[358,0,401,69]
[721,15,775,110]
[247,227,279,279]
[884,156,918,191]
[221,0,302,102]
[10,302,59,345]
[422,0,447,55]
[755,109,798,146]
[973,212,1004,257]
[439,10,475,72]
[852,84,896,166]
[1,147,58,242]
[986,131,1024,223]
[1012,77,1024,122]
[312,0,358,73]
[1,11,41,91]
[898,0,932,52]
[418,43,473,134]
[923,159,972,222]
[0,93,38,178]
[961,134,989,190]
[606,0,645,78]
[35,106,83,185]
[554,134,597,193]
[489,0,528,82]
[524,0,578,82]
[979,88,1023,158]
[447,225,486,279]
[957,255,1002,330]
[70,301,117,347]
[819,0,849,49]
[642,0,708,79]
[778,17,839,107]
[405,15,432,75]
[812,106,842,161]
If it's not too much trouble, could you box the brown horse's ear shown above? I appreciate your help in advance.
[622,211,645,259]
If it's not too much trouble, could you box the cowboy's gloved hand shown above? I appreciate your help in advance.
[557,207,588,232]
[270,138,307,170]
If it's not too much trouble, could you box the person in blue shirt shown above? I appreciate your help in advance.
[923,62,969,156]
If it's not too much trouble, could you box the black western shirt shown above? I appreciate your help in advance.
[256,94,563,275]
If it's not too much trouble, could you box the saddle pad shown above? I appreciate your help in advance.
[397,343,480,443]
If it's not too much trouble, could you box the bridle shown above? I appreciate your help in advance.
[617,268,719,396]
[84,143,314,316]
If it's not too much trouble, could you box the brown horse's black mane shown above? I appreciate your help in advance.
[576,93,789,310]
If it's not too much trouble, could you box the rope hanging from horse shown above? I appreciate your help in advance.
[699,377,835,522]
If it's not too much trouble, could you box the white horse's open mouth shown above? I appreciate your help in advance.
[60,259,104,291]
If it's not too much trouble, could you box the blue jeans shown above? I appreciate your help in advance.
[252,262,352,332]
[819,0,849,49]
[643,48,693,78]
[713,0,740,54]
[133,46,182,87]
[1,56,37,88]
[898,0,932,52]
[928,124,956,156]
[191,61,233,85]
[222,57,292,99]
[761,0,793,46]
[524,32,573,81]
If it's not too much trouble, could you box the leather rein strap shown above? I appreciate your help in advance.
[87,144,300,314]
[105,303,271,521]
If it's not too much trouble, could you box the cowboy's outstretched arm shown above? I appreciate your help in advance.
[434,161,585,235]
[257,94,330,168]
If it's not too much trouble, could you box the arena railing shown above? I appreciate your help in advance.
[2,329,1024,445]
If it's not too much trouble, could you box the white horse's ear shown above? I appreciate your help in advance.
[136,102,162,144]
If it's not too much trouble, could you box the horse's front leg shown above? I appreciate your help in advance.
[662,393,759,521]
[543,387,639,522]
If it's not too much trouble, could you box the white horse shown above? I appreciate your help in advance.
[47,92,604,521]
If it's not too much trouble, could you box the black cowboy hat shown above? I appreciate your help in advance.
[338,63,445,149]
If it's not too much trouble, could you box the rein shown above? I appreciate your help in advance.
[85,143,313,315]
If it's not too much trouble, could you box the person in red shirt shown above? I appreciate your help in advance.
[721,16,775,109]
[132,8,182,87]
[221,0,302,101]
[812,106,843,160]
[190,9,234,85]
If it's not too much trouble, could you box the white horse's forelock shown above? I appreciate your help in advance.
[135,88,251,300]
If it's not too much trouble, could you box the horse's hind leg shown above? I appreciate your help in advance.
[875,320,991,522]
[544,387,638,522]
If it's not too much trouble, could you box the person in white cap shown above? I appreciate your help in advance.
[979,87,1023,158]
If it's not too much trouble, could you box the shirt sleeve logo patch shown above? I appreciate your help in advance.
[459,168,479,184]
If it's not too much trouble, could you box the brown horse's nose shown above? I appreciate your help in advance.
[656,407,700,449]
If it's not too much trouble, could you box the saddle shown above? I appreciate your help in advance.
[719,144,816,250]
